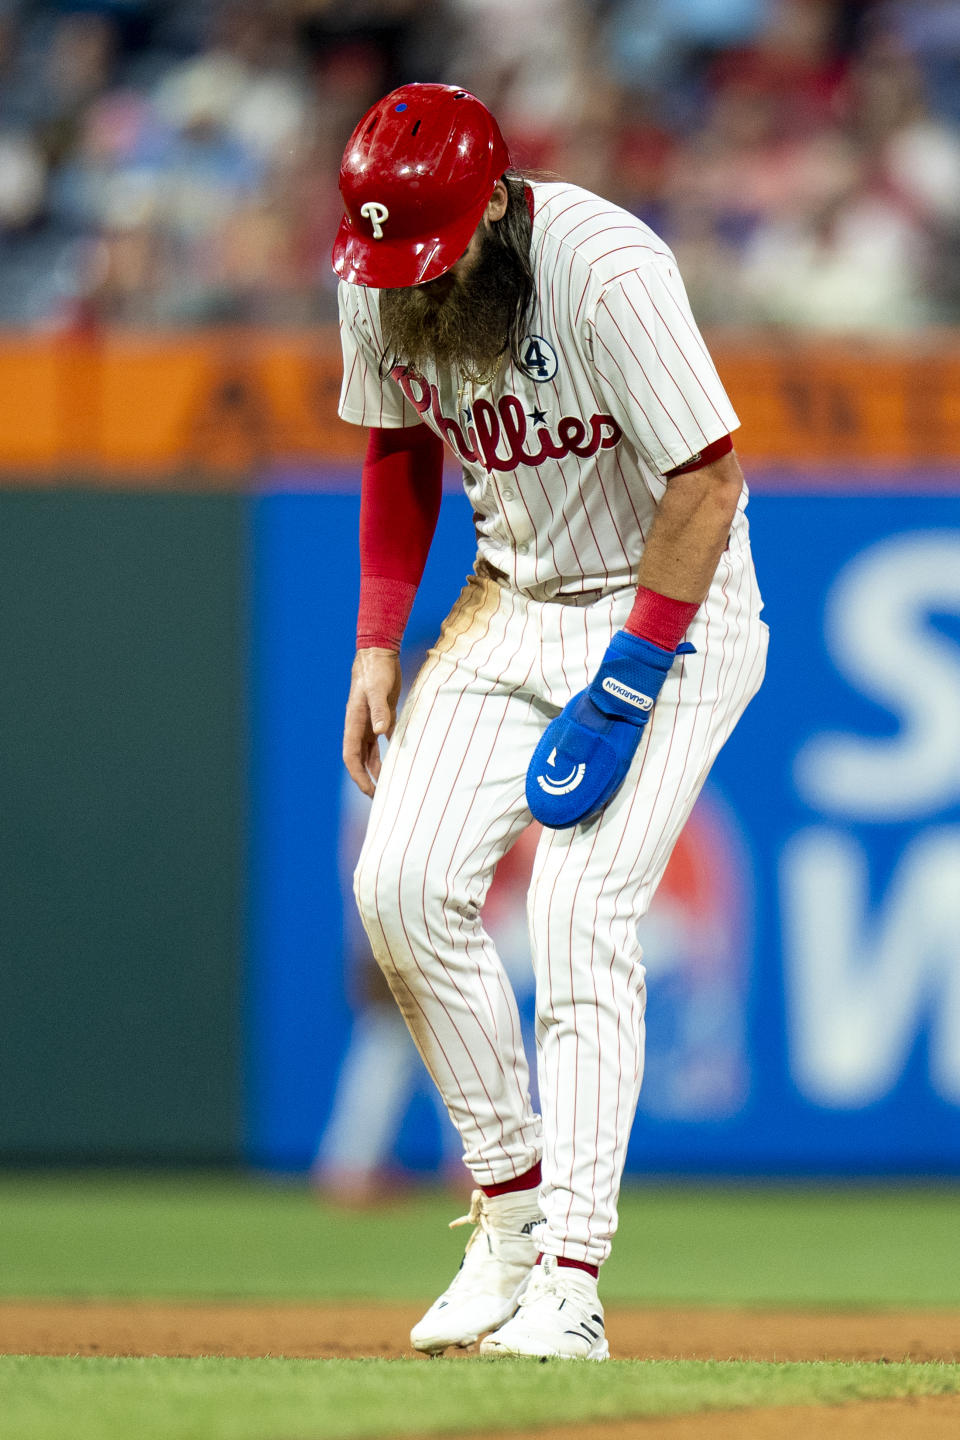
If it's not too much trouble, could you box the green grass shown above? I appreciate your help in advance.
[3,1174,959,1440]
[0,1172,958,1307]
[1,1356,959,1440]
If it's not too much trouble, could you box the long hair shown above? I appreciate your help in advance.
[496,172,535,366]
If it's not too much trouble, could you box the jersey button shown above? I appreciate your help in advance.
[517,542,530,555]
[502,487,516,500]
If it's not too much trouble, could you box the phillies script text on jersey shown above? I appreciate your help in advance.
[392,366,623,475]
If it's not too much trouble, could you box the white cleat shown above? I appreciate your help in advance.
[480,1253,609,1360]
[410,1188,543,1354]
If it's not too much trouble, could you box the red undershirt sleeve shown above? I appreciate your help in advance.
[661,431,733,479]
[357,423,445,651]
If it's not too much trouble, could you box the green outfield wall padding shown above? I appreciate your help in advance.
[0,493,246,1161]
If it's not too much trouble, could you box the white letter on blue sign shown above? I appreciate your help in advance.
[781,826,960,1107]
[794,531,960,823]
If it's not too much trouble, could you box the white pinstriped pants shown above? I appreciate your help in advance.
[354,538,767,1267]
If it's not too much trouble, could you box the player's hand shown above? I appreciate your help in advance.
[343,647,402,797]
[526,630,694,828]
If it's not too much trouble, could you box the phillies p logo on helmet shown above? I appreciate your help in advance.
[360,201,390,240]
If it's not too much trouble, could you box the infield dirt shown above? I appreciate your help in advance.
[1,1298,957,1362]
[453,1396,960,1438]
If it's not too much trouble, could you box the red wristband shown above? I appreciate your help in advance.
[357,575,418,652]
[624,586,699,651]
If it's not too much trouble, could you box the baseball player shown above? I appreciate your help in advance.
[332,83,767,1360]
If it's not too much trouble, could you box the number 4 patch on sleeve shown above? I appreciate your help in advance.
[521,336,559,382]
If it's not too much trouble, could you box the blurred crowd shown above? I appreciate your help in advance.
[1,0,959,332]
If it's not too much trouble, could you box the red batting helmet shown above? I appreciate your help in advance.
[332,83,511,289]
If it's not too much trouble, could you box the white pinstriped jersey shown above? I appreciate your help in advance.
[338,180,745,601]
[341,175,769,1273]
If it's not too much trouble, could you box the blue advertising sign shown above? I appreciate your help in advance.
[711,494,960,1174]
[249,482,960,1176]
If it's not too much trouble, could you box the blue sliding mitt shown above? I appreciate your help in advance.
[526,630,694,829]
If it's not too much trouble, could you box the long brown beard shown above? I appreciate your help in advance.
[379,224,528,380]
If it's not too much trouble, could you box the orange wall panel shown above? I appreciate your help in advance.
[0,330,958,485]
[0,342,63,469]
